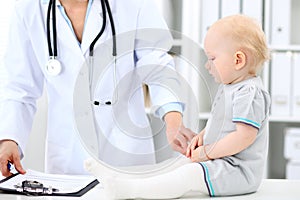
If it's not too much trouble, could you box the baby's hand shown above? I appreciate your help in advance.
[190,146,209,162]
[186,133,203,158]
[186,135,200,158]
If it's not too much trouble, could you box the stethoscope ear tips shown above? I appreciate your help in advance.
[93,101,112,106]
[105,101,112,105]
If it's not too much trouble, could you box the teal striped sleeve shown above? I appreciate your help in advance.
[232,117,261,129]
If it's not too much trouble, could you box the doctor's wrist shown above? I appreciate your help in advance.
[164,112,182,129]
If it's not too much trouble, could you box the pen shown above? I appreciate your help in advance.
[7,162,12,171]
[7,162,19,175]
[7,162,16,173]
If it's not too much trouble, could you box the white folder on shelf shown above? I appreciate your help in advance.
[286,161,300,180]
[271,52,292,117]
[292,53,300,117]
[242,0,263,24]
[221,0,240,18]
[284,128,300,160]
[200,0,219,43]
[271,0,291,45]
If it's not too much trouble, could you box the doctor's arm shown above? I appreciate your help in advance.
[164,111,196,154]
[0,3,44,176]
[134,0,195,154]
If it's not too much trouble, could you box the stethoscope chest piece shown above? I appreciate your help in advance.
[46,58,62,76]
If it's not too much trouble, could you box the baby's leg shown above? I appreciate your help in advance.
[107,162,208,199]
[84,154,191,179]
[85,159,208,199]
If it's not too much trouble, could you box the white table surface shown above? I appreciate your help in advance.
[0,179,299,200]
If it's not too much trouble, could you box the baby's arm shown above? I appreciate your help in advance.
[190,123,257,162]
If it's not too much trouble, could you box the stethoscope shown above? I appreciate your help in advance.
[46,0,118,105]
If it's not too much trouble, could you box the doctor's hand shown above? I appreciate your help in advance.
[0,140,26,177]
[164,112,196,155]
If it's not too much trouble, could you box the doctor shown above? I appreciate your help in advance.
[0,0,195,176]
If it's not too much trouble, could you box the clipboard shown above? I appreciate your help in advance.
[0,169,99,196]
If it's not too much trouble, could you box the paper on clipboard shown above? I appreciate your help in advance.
[0,169,99,196]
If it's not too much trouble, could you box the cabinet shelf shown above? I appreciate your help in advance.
[269,116,300,123]
[198,114,300,123]
[270,45,300,52]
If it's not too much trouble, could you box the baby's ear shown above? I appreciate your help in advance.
[234,51,246,70]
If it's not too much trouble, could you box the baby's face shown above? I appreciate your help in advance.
[203,26,243,84]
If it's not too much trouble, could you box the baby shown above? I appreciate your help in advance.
[85,14,271,199]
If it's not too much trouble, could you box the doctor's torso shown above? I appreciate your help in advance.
[1,0,172,174]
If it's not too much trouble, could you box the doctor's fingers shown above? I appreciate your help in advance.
[179,127,197,142]
[172,142,186,155]
[0,151,25,176]
[12,156,26,175]
[0,143,10,176]
[173,134,189,154]
[0,140,26,174]
[0,156,12,177]
[189,137,200,151]
[0,154,25,177]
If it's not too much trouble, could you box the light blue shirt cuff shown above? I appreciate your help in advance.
[155,102,185,119]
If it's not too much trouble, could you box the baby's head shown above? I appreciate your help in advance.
[204,14,269,84]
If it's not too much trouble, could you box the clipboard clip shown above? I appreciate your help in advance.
[14,180,59,195]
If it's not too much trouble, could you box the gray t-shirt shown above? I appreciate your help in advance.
[199,76,271,196]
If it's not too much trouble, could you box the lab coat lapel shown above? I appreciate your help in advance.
[55,2,83,58]
[81,0,104,55]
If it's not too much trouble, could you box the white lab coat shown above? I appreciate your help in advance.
[0,0,179,174]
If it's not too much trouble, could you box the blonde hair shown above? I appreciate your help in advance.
[211,14,269,73]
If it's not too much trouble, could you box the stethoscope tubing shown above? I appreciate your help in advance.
[47,0,58,58]
[90,0,116,57]
[104,0,117,57]
[90,0,107,57]
[46,0,118,104]
[47,0,116,58]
